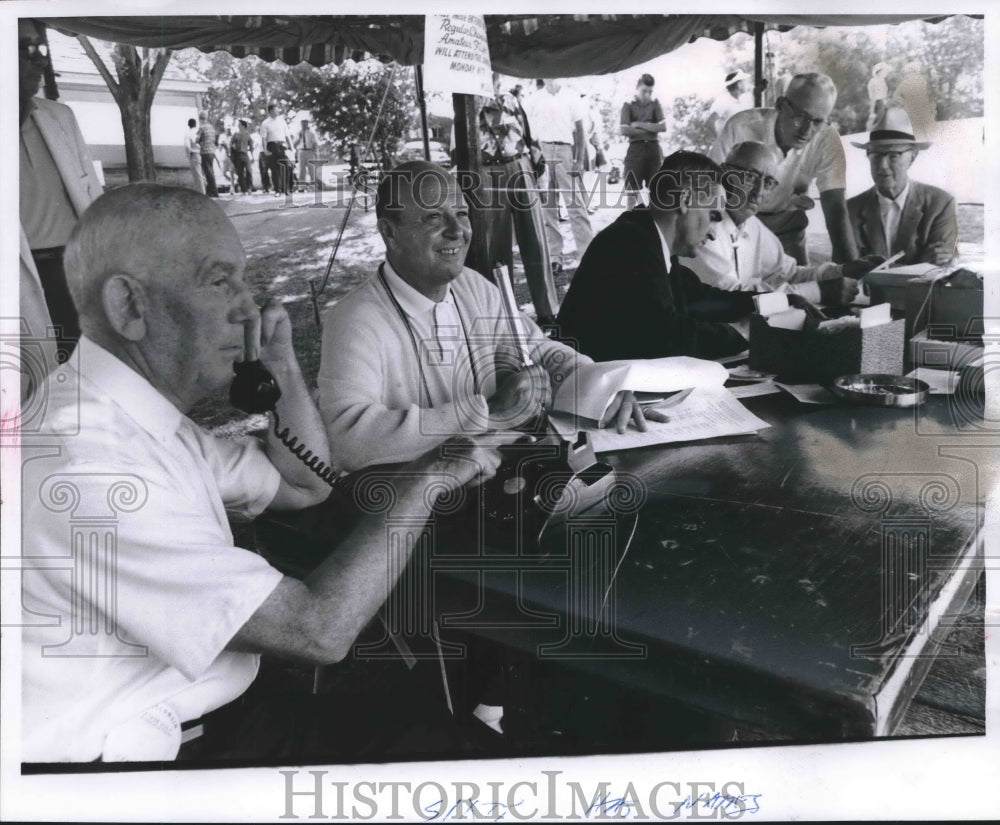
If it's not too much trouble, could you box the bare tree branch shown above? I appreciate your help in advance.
[76,35,120,99]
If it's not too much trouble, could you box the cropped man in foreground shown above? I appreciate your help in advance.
[21,184,512,763]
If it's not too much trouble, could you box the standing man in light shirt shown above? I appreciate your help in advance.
[620,73,666,210]
[184,117,205,194]
[706,70,753,138]
[196,111,218,198]
[260,103,293,196]
[524,79,594,275]
[710,72,857,266]
[687,142,882,305]
[18,17,103,393]
[296,119,318,186]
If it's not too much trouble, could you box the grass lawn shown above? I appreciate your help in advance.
[189,187,984,437]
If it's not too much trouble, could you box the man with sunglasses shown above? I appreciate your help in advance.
[710,73,857,267]
[847,107,957,266]
[688,142,884,305]
[18,17,103,398]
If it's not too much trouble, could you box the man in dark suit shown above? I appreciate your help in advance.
[847,107,957,266]
[556,150,756,361]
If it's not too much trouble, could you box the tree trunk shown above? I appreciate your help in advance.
[77,37,172,183]
[119,99,157,181]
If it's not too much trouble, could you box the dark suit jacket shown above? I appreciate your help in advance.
[847,180,958,265]
[556,208,754,361]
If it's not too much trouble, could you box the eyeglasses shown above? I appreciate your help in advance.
[780,97,830,129]
[866,150,913,163]
[19,41,49,59]
[722,163,779,193]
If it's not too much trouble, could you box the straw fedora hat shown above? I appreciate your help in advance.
[851,106,932,150]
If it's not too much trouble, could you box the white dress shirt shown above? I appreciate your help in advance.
[381,261,477,407]
[21,337,284,761]
[877,181,911,256]
[525,87,586,144]
[686,211,843,303]
[260,115,289,144]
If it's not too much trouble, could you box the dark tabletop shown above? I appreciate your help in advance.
[256,390,997,739]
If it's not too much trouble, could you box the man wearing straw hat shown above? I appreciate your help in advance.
[847,106,957,266]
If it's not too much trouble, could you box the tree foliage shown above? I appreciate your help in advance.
[662,94,715,156]
[299,61,416,160]
[724,16,983,134]
[195,51,320,128]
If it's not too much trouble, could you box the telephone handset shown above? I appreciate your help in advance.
[230,359,282,414]
[230,360,340,487]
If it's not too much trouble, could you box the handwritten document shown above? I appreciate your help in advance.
[551,356,728,422]
[549,388,770,452]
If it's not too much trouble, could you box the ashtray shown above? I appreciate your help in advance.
[830,373,929,407]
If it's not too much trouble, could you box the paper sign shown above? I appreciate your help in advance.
[859,302,892,329]
[754,292,790,317]
[423,15,494,97]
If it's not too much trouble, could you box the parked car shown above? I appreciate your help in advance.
[398,139,452,167]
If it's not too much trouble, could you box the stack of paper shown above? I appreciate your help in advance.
[550,356,728,422]
[549,387,770,453]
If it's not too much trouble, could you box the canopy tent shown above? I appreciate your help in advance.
[40,12,977,281]
[44,14,963,78]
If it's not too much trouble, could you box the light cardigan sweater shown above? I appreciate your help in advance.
[318,265,590,472]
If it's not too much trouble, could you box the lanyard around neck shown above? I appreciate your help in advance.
[377,264,480,408]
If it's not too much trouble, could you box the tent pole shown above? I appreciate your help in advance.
[453,92,491,278]
[415,65,431,161]
[754,22,764,107]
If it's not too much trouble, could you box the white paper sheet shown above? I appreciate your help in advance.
[548,387,770,452]
[550,356,728,421]
[729,379,782,399]
[774,382,839,404]
[906,368,959,395]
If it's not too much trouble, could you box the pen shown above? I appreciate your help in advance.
[869,251,905,273]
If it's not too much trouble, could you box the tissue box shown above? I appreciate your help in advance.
[748,314,905,384]
[905,271,984,342]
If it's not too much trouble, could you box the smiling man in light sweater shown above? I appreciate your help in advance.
[318,162,647,473]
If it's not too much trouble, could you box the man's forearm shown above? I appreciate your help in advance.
[300,483,434,661]
[264,359,332,497]
[820,189,858,263]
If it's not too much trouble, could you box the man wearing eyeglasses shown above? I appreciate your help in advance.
[556,151,754,362]
[846,107,957,266]
[18,17,103,399]
[688,142,884,305]
[710,72,857,267]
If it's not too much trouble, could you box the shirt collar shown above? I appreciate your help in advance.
[652,218,672,265]
[72,335,184,443]
[720,210,747,240]
[382,259,454,319]
[877,181,911,211]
